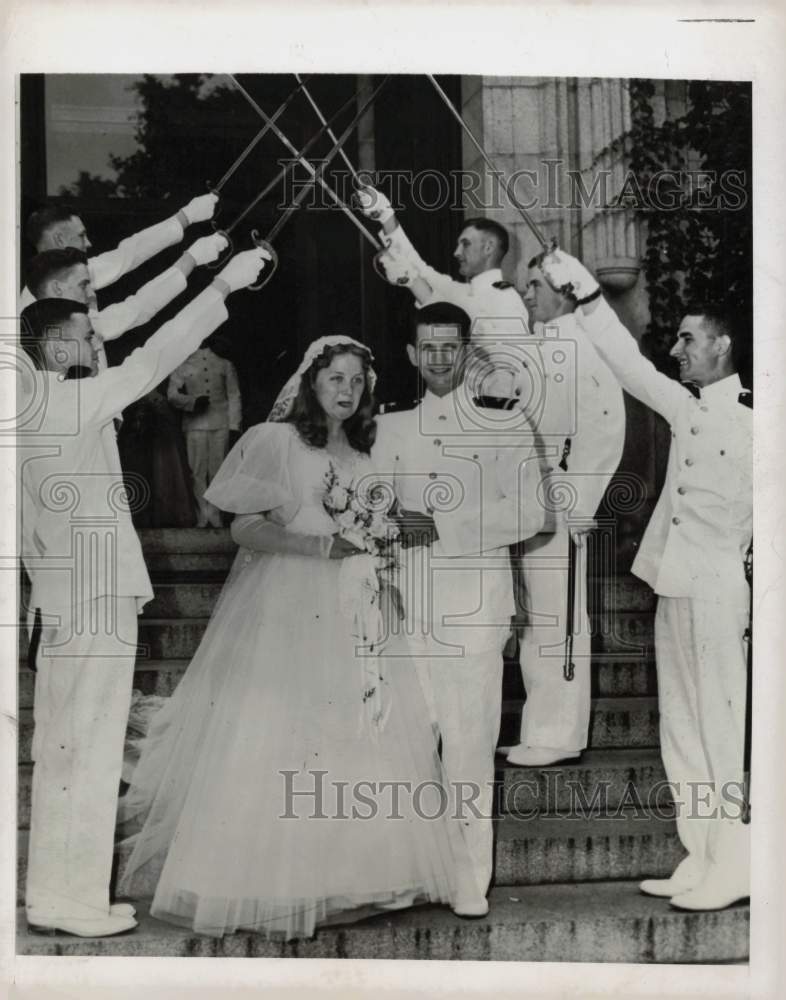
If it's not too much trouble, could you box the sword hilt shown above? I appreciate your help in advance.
[206,227,234,272]
[249,231,279,291]
[372,248,411,287]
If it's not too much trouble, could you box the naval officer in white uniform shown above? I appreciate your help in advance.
[168,339,243,527]
[540,249,752,913]
[373,302,547,912]
[19,192,219,311]
[24,244,199,371]
[506,255,626,767]
[18,241,271,938]
[357,186,531,403]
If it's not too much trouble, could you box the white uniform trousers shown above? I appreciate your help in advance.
[655,597,750,891]
[404,633,505,896]
[516,528,592,751]
[186,428,230,527]
[26,596,138,924]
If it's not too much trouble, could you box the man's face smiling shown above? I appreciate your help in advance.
[407,323,466,397]
[453,226,493,280]
[669,314,730,387]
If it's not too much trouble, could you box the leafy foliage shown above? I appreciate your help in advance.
[614,81,752,375]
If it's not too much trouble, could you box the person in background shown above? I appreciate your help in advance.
[167,334,242,528]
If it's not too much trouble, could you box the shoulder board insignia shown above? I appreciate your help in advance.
[738,390,752,408]
[492,280,514,290]
[378,399,419,415]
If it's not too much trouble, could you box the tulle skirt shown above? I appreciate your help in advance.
[118,548,471,939]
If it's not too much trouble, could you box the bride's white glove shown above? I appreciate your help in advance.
[231,514,361,560]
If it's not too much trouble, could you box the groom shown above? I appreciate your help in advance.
[374,301,547,913]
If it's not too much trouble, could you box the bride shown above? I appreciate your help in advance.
[118,335,483,939]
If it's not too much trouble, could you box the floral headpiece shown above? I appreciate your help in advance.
[268,335,377,422]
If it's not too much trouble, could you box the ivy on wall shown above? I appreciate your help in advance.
[610,80,752,379]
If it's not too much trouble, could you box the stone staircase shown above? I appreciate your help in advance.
[15,529,750,961]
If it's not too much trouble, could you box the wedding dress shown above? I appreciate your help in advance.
[118,422,472,939]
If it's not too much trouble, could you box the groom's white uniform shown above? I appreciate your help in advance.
[374,390,546,893]
[20,285,229,926]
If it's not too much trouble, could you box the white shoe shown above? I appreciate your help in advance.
[452,898,490,919]
[669,871,749,911]
[27,913,138,937]
[639,855,703,898]
[378,891,418,911]
[110,903,136,917]
[639,876,698,898]
[506,745,581,767]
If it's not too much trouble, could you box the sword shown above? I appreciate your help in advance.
[242,76,389,290]
[426,74,553,252]
[229,74,383,252]
[564,533,577,682]
[295,73,364,187]
[207,83,362,269]
[207,75,314,198]
[742,540,752,824]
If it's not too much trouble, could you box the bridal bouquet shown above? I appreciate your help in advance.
[323,462,399,556]
[323,463,403,736]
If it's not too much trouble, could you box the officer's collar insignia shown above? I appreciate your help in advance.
[738,389,752,408]
[492,280,514,290]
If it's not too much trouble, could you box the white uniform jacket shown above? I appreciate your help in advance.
[533,311,626,520]
[19,286,228,619]
[373,389,547,654]
[167,347,242,432]
[18,214,185,310]
[90,266,188,343]
[576,298,752,607]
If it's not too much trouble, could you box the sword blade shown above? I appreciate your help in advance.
[221,81,361,235]
[295,72,361,183]
[426,74,550,250]
[264,77,389,245]
[212,74,314,193]
[230,74,383,250]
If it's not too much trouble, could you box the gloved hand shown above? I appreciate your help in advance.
[540,249,600,303]
[356,186,395,224]
[181,192,219,225]
[374,249,413,286]
[187,233,229,267]
[192,395,210,415]
[218,247,273,293]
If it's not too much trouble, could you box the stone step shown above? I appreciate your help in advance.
[498,696,659,751]
[15,882,749,962]
[15,695,660,765]
[17,750,668,831]
[126,612,654,662]
[499,748,669,816]
[136,576,656,620]
[17,654,658,710]
[15,809,681,905]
